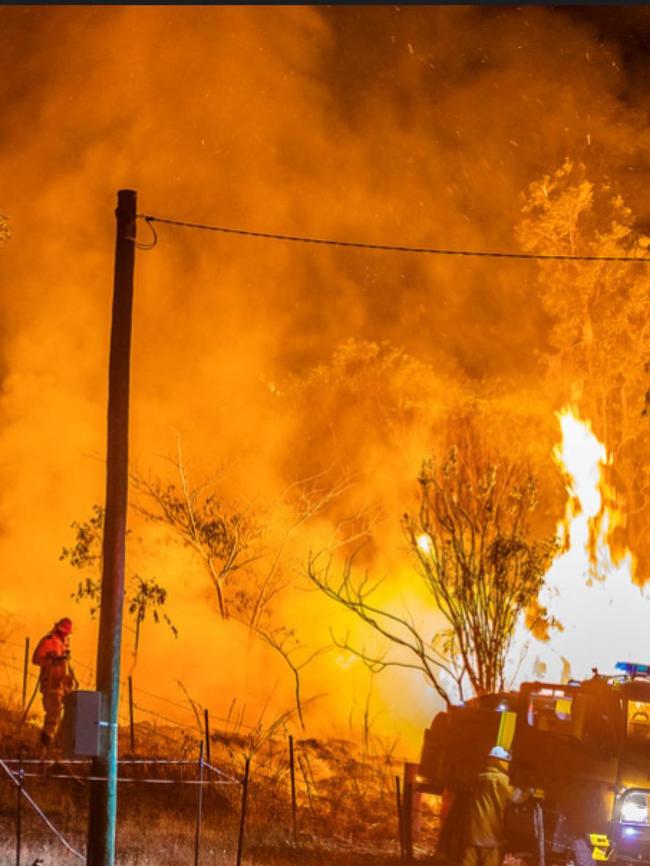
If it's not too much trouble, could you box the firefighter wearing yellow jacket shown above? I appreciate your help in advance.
[460,746,529,866]
[32,617,78,747]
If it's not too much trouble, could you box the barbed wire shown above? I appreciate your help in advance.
[19,771,238,786]
[0,650,342,798]
[0,647,254,737]
[0,758,86,860]
[138,213,650,263]
[0,651,272,783]
[3,757,223,767]
[203,758,240,782]
[0,648,362,793]
[1,638,31,651]
[131,682,255,731]
[2,757,245,789]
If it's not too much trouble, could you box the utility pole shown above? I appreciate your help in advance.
[86,189,137,866]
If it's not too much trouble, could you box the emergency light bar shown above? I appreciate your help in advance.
[615,662,650,677]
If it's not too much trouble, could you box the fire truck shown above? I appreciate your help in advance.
[406,663,650,866]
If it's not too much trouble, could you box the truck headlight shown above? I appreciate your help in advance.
[621,793,650,825]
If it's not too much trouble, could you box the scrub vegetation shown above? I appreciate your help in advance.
[0,700,440,866]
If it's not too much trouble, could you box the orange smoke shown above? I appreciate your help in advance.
[1,7,650,750]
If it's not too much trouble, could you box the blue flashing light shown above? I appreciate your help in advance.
[624,827,638,838]
[615,662,650,677]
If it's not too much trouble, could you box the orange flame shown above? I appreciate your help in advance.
[553,410,633,581]
[510,407,644,685]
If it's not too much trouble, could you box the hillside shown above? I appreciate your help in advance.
[0,701,440,865]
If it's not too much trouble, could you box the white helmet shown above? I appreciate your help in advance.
[489,746,512,761]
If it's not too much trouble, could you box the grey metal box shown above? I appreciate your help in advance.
[62,690,102,757]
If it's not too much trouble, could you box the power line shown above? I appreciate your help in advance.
[138,214,650,263]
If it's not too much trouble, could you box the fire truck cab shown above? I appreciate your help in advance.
[411,663,650,866]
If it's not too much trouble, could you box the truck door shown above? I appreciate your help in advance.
[512,682,619,835]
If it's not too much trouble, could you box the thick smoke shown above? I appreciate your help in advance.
[1,6,649,748]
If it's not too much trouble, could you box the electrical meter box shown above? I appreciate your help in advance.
[62,690,102,758]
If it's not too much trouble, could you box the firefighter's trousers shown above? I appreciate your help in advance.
[41,691,64,740]
[460,845,503,866]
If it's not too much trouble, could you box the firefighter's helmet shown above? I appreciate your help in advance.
[54,617,73,635]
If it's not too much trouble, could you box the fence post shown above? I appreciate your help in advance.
[128,676,135,754]
[402,762,421,863]
[15,762,23,866]
[236,757,251,866]
[395,775,404,860]
[289,735,297,842]
[21,638,30,712]
[194,742,204,866]
[203,708,211,776]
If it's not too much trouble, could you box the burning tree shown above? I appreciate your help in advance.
[130,461,262,622]
[130,444,359,726]
[517,159,650,567]
[308,442,557,704]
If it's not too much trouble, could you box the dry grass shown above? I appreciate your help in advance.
[0,702,440,865]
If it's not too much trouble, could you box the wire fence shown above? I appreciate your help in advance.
[0,637,321,788]
[0,753,400,864]
[0,743,404,865]
[0,639,253,741]
[0,758,86,860]
[0,747,286,865]
[0,638,407,865]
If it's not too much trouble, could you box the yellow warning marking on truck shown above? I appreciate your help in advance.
[589,834,610,848]
[497,711,517,750]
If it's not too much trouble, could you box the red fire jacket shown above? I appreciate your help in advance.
[32,631,73,695]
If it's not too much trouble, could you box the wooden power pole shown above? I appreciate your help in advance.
[86,189,137,866]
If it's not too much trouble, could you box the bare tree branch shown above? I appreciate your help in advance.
[307,442,558,704]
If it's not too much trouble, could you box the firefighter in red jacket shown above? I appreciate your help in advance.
[32,617,77,747]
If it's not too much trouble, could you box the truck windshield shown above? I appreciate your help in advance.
[527,690,573,735]
[628,700,650,745]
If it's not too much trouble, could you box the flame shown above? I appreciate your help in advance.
[2,7,650,745]
[417,533,432,554]
[553,410,633,581]
[510,407,645,685]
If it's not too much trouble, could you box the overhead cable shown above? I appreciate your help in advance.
[138,214,650,263]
